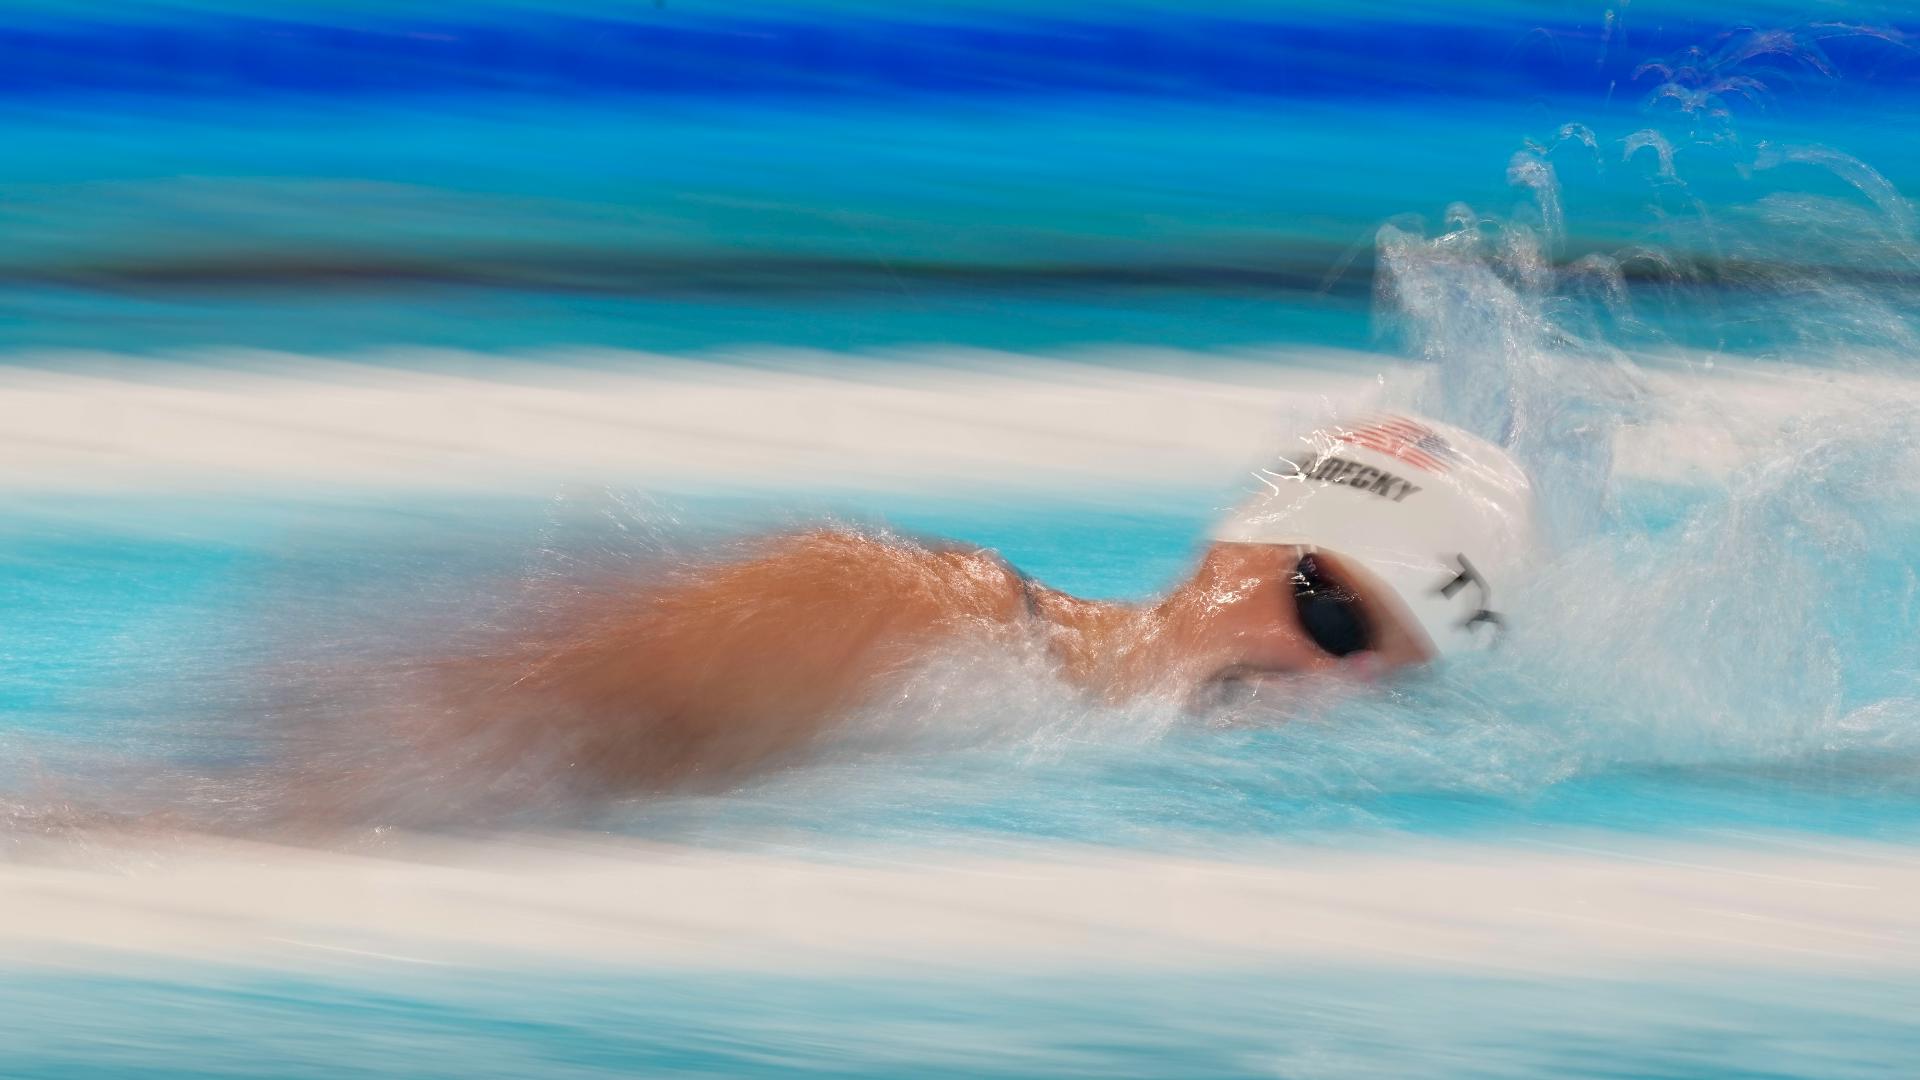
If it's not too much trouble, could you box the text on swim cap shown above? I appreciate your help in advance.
[1296,453,1423,502]
[1438,554,1504,641]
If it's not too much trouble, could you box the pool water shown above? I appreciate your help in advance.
[5,1,1920,1076]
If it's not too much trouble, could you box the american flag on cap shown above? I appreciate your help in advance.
[1335,414,1461,474]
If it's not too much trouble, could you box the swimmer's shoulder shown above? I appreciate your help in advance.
[754,528,1035,626]
[920,538,1042,625]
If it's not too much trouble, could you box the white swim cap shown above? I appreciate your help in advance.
[1211,412,1538,657]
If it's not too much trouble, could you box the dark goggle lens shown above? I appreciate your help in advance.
[1291,554,1371,657]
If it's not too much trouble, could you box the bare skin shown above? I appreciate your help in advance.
[410,529,1432,794]
[1030,541,1431,698]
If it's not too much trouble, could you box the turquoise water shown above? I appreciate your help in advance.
[9,479,1920,850]
[0,2,1913,354]
[6,1,1920,1075]
[8,965,1919,1079]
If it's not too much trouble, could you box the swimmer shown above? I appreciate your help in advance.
[429,413,1537,791]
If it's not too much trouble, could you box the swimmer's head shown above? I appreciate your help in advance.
[1207,412,1538,664]
[1022,411,1537,697]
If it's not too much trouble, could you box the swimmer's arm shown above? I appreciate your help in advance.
[482,531,1031,786]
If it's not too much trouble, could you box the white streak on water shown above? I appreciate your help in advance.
[2,834,1917,976]
[1,348,1916,496]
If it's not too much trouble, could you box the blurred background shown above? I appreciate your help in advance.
[5,1,1920,1077]
[0,0,1912,356]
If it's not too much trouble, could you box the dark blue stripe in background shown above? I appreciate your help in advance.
[0,8,1909,103]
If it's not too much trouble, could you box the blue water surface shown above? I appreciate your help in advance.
[6,1,1920,1074]
[7,480,1917,849]
[5,962,1917,1079]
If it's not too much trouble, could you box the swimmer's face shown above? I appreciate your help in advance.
[1155,542,1433,695]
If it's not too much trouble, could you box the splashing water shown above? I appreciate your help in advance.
[8,85,1920,849]
[6,7,1920,1076]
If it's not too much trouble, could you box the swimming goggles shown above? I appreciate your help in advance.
[1291,553,1371,657]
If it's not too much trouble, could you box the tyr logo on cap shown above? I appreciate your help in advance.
[1436,554,1504,641]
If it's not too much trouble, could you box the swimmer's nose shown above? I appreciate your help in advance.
[1336,651,1385,680]
[1199,650,1377,708]
[1254,650,1383,681]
